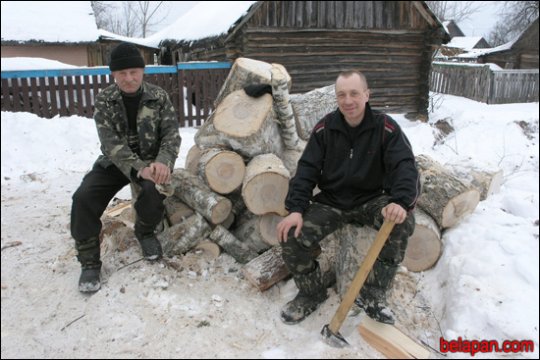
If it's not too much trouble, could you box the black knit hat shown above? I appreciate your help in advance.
[109,42,145,71]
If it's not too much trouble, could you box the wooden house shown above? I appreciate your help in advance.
[1,2,102,66]
[478,19,539,69]
[168,1,449,116]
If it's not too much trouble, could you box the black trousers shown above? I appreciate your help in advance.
[70,163,165,242]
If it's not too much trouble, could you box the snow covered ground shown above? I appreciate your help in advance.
[1,93,538,358]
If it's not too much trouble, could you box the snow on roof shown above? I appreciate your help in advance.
[98,29,159,49]
[445,36,484,50]
[143,1,257,48]
[1,1,99,43]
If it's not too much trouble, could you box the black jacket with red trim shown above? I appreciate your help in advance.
[286,103,420,214]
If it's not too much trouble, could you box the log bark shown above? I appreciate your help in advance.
[358,316,430,359]
[270,64,301,151]
[232,213,272,254]
[185,144,202,174]
[170,169,232,225]
[198,148,246,194]
[402,208,442,272]
[289,84,337,141]
[164,196,194,226]
[416,154,480,229]
[242,237,337,292]
[335,224,376,298]
[446,163,504,201]
[158,212,211,256]
[209,225,258,264]
[214,57,291,107]
[242,154,290,216]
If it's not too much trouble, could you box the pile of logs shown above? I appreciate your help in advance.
[102,57,504,293]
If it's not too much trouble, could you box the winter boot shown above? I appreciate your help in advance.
[135,221,162,261]
[354,259,399,325]
[76,236,102,293]
[280,263,328,325]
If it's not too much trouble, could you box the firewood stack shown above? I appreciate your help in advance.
[101,57,504,292]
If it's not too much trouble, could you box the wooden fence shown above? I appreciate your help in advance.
[0,62,231,127]
[430,62,539,104]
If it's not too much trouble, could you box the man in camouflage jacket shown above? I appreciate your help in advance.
[277,70,420,325]
[71,42,181,293]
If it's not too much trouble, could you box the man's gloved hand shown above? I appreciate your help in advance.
[243,84,272,98]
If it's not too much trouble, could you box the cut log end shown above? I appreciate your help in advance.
[402,226,442,272]
[204,151,246,194]
[211,198,233,225]
[442,189,480,228]
[243,173,288,215]
[214,90,273,137]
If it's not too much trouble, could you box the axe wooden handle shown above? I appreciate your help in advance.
[328,219,396,334]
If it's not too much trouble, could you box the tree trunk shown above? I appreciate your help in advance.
[170,169,232,225]
[158,212,211,256]
[402,208,442,272]
[198,148,246,194]
[416,154,480,229]
[214,57,291,107]
[334,224,376,298]
[242,154,290,216]
[209,225,258,264]
[289,84,337,141]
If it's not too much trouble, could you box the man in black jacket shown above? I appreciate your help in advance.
[276,70,420,325]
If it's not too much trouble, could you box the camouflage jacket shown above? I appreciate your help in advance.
[93,81,181,179]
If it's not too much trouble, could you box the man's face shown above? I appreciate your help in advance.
[335,73,370,125]
[112,68,144,94]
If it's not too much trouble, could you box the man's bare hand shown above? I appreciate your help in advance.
[276,212,303,243]
[381,203,407,224]
[149,162,171,185]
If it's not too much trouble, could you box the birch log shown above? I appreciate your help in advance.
[198,148,246,194]
[446,163,504,201]
[242,154,290,216]
[416,154,480,229]
[185,144,202,174]
[232,214,272,253]
[164,196,194,226]
[214,57,291,107]
[158,212,211,256]
[289,84,337,141]
[270,64,301,150]
[402,208,442,272]
[209,225,258,264]
[170,169,232,225]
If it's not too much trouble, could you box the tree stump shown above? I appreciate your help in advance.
[242,154,290,216]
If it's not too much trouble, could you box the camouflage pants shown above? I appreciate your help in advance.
[281,195,415,299]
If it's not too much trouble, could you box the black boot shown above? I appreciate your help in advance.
[135,221,162,261]
[76,237,102,293]
[354,259,398,325]
[280,263,327,325]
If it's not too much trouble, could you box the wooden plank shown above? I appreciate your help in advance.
[38,76,51,118]
[48,77,59,117]
[20,78,31,112]
[358,316,430,359]
[29,77,41,116]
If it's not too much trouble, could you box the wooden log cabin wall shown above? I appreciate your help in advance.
[171,1,449,116]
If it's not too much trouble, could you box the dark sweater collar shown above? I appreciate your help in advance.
[328,102,376,134]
